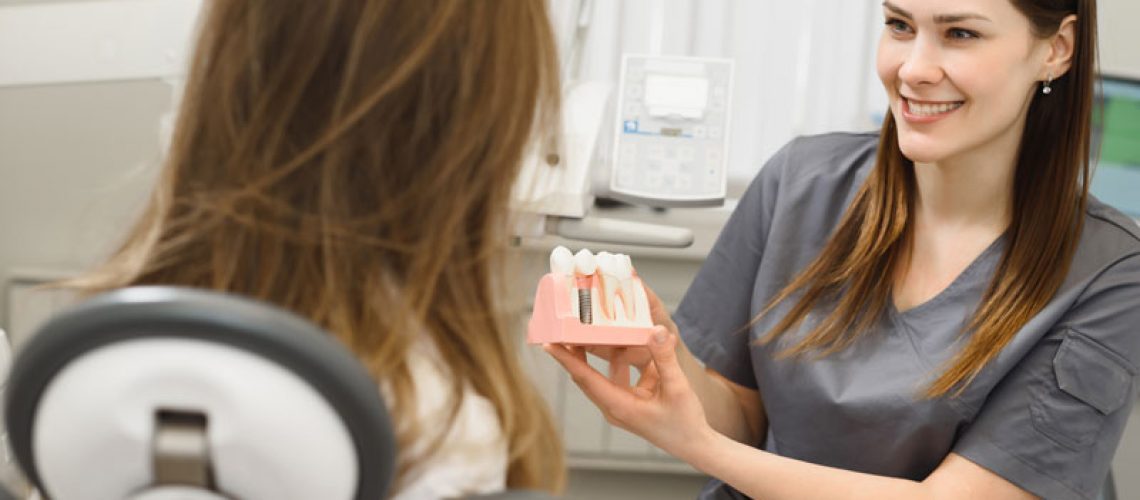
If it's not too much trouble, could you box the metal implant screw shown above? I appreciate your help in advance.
[578,289,593,324]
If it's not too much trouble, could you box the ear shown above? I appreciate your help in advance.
[1041,14,1078,80]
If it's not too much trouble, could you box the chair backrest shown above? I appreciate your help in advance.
[4,287,397,500]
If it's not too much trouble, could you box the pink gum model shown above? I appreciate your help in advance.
[527,273,654,346]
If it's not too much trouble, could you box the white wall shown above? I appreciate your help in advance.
[1100,0,1140,79]
[0,0,199,87]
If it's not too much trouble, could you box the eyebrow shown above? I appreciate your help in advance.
[882,1,992,24]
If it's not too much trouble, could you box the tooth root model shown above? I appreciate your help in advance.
[614,254,637,321]
[595,252,619,321]
[527,247,655,346]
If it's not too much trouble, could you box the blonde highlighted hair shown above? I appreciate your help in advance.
[70,0,564,493]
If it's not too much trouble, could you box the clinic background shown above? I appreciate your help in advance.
[1,0,1138,498]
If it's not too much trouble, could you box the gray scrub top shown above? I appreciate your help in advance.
[676,132,1140,500]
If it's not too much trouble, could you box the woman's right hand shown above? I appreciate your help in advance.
[572,282,765,445]
[586,282,679,386]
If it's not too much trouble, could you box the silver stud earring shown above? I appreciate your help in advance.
[1042,72,1054,95]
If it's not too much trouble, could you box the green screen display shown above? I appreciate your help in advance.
[1102,90,1140,166]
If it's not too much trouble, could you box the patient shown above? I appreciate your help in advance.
[67,0,565,497]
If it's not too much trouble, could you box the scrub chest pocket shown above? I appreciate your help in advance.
[1030,330,1134,450]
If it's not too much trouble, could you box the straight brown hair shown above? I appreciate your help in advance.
[757,0,1098,398]
[68,0,565,493]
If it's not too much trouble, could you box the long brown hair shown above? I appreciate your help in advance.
[758,0,1098,398]
[68,0,565,493]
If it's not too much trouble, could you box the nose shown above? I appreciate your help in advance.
[897,37,945,88]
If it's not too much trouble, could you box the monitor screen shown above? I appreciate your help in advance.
[1092,76,1140,217]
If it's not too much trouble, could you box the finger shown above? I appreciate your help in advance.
[548,344,643,420]
[631,386,654,399]
[544,343,587,372]
[647,327,689,391]
[635,362,660,393]
[568,344,588,364]
[542,343,574,369]
[585,345,616,361]
[609,353,631,388]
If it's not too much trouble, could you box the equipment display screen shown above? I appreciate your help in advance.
[644,74,709,115]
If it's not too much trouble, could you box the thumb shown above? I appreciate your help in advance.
[642,283,678,333]
[647,326,686,387]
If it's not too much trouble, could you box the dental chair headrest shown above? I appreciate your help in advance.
[4,287,397,500]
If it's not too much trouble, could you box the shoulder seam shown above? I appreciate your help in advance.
[1085,210,1140,246]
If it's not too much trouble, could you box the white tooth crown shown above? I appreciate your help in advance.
[549,246,574,275]
[595,253,618,275]
[573,249,597,275]
[614,254,633,279]
[594,252,615,278]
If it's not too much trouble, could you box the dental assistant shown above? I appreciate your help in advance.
[547,1,1140,499]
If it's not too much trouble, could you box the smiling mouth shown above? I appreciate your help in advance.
[903,97,965,117]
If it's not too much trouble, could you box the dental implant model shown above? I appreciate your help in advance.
[527,246,655,345]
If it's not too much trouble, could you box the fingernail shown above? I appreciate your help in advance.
[654,330,667,344]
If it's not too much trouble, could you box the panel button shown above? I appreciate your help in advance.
[674,174,693,191]
[646,170,664,188]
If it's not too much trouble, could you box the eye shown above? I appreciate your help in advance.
[885,17,913,36]
[948,28,980,40]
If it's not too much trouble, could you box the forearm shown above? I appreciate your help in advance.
[685,430,931,500]
[674,342,762,445]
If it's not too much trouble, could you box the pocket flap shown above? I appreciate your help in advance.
[1053,332,1133,415]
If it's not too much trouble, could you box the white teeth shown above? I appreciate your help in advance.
[549,246,575,275]
[552,248,649,327]
[907,99,963,117]
[573,249,597,275]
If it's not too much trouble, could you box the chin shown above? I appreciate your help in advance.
[895,134,949,164]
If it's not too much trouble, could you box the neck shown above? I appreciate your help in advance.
[911,123,1023,234]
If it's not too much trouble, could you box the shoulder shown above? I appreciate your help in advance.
[760,132,878,199]
[741,132,878,234]
[1083,197,1140,253]
[784,131,880,171]
[1068,197,1140,284]
[389,339,509,498]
